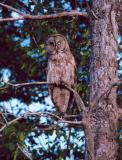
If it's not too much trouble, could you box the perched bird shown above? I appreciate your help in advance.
[46,34,76,114]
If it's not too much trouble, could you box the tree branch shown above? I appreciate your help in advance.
[0,81,86,112]
[0,11,88,22]
[0,2,88,22]
[2,81,50,87]
[0,111,85,133]
[0,112,8,124]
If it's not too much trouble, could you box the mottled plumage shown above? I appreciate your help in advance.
[46,34,76,114]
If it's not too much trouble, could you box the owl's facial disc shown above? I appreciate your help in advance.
[55,36,66,52]
[46,37,56,55]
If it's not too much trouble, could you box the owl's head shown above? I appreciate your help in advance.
[45,34,70,55]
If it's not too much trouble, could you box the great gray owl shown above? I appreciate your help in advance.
[46,34,76,114]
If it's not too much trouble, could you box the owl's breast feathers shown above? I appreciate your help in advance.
[47,51,76,114]
[47,51,76,86]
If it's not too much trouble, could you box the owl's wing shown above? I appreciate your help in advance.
[67,61,77,113]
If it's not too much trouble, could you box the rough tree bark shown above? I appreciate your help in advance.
[86,0,120,160]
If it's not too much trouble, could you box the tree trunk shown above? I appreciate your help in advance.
[87,1,119,160]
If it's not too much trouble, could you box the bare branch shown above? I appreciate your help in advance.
[85,0,98,19]
[17,143,32,160]
[3,81,50,87]
[0,81,86,112]
[0,11,88,22]
[0,2,25,16]
[26,111,64,121]
[58,120,84,125]
[26,112,84,125]
[0,117,22,132]
[0,111,85,133]
[0,112,8,124]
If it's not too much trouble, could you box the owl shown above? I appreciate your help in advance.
[46,34,76,114]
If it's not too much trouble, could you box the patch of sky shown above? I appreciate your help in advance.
[1,99,29,116]
[14,36,20,41]
[0,8,2,18]
[11,12,24,27]
[0,68,11,82]
[118,35,122,75]
[27,49,41,58]
[28,96,54,112]
[30,5,35,12]
[43,8,48,13]
[21,37,31,47]
[0,93,54,118]
[63,2,71,11]
[80,24,86,29]
[35,134,48,150]
[20,0,29,6]
[49,1,54,8]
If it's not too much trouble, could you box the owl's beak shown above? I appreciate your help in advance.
[55,45,59,53]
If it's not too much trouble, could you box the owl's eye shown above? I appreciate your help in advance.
[57,41,61,46]
[49,41,54,46]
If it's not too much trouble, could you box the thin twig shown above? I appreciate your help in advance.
[0,121,4,126]
[64,114,79,118]
[17,143,33,160]
[0,112,8,124]
[85,0,98,19]
[4,81,50,87]
[0,2,25,16]
[0,111,84,133]
[0,117,22,132]
[26,111,63,121]
[26,112,83,125]
[58,120,83,125]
